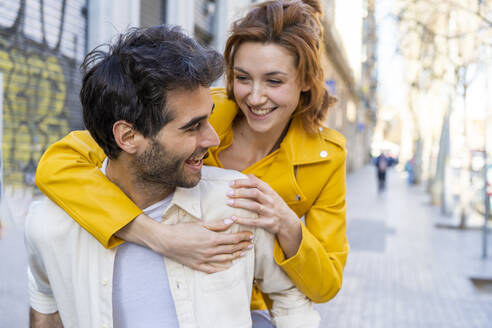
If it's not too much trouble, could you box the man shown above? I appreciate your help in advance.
[375,152,388,193]
[25,25,320,327]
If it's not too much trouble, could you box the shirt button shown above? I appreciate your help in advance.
[320,150,328,158]
[102,279,108,286]
[102,324,108,328]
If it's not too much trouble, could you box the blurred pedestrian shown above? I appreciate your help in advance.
[35,1,349,327]
[375,152,391,192]
[405,156,415,185]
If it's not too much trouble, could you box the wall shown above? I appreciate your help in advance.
[0,0,86,188]
[0,0,86,236]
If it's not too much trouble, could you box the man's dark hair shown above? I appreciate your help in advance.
[80,25,224,158]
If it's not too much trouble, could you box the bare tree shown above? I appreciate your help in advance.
[393,0,491,224]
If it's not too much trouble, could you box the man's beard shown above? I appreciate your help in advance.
[132,139,204,190]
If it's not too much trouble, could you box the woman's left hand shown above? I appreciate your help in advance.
[226,174,299,236]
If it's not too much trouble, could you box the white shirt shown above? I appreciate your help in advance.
[112,196,179,328]
[26,166,321,328]
[98,159,179,327]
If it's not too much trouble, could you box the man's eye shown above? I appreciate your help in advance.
[188,122,201,131]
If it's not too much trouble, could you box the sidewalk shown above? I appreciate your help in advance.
[315,166,492,328]
[2,166,492,327]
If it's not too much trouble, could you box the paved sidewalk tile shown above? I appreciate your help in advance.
[315,166,492,328]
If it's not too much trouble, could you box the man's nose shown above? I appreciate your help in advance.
[201,121,220,149]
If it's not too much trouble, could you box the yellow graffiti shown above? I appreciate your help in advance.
[1,45,69,186]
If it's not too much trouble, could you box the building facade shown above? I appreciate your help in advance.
[0,0,375,221]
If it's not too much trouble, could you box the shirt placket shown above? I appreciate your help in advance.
[164,207,197,328]
[100,249,116,328]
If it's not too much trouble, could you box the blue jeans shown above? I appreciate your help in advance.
[251,310,274,328]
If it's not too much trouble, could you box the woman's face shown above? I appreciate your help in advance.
[232,42,308,135]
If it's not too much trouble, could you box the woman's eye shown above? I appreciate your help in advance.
[235,75,248,81]
[268,79,282,85]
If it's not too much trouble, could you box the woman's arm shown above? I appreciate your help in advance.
[35,130,140,248]
[35,131,253,273]
[227,153,349,302]
[272,157,348,302]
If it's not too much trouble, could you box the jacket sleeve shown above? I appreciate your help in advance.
[254,228,320,328]
[35,130,143,248]
[272,150,349,303]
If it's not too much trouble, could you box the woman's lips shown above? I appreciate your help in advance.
[248,105,277,119]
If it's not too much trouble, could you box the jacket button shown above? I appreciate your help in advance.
[295,195,301,201]
[320,150,327,158]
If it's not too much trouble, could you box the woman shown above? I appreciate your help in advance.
[35,0,349,324]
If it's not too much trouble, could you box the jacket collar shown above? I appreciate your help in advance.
[210,98,332,167]
[280,116,332,165]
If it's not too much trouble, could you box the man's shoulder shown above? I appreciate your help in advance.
[197,166,256,221]
[25,197,77,244]
[27,197,70,221]
[200,165,246,183]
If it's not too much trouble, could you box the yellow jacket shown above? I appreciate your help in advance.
[35,88,349,309]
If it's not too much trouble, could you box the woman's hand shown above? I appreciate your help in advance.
[159,219,254,273]
[226,174,302,258]
[116,214,254,274]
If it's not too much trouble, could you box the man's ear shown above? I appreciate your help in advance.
[113,120,140,154]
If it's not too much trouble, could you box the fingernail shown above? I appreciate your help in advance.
[227,199,234,205]
[224,218,233,224]
[249,234,255,240]
[231,216,237,221]
[240,252,246,257]
[226,189,234,196]
[247,244,254,249]
[229,180,235,186]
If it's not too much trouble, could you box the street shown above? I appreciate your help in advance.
[1,166,492,327]
[315,166,492,327]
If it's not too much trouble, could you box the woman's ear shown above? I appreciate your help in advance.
[113,120,139,154]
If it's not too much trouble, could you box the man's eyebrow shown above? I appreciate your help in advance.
[233,67,287,76]
[179,104,215,130]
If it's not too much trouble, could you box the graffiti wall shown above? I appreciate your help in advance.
[0,0,86,187]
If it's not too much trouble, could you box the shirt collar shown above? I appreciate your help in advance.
[101,157,202,220]
[167,184,202,220]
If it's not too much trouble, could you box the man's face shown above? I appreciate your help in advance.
[132,86,219,189]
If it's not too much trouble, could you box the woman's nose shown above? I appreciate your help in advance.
[248,85,267,106]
